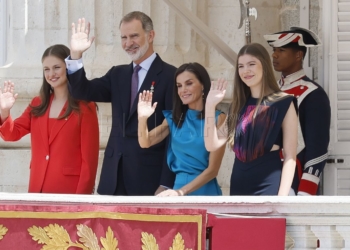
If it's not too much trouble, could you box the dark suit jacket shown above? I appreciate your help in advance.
[67,54,176,195]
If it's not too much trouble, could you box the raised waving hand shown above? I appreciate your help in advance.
[206,78,228,107]
[0,80,18,122]
[138,91,157,119]
[0,81,18,111]
[204,78,228,152]
[70,18,95,59]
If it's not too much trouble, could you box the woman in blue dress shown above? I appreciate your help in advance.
[138,63,226,196]
[204,43,298,195]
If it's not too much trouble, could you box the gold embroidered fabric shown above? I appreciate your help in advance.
[28,224,192,250]
[170,233,192,250]
[28,224,118,250]
[141,232,159,250]
[0,225,8,240]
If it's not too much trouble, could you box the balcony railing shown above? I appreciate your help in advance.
[0,193,349,249]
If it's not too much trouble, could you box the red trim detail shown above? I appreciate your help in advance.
[298,179,318,195]
[283,85,308,97]
[278,33,287,39]
[292,36,300,43]
[296,159,302,180]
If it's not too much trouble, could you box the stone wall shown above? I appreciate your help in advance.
[0,0,305,195]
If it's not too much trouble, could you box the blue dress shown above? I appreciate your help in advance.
[230,95,297,195]
[163,109,222,196]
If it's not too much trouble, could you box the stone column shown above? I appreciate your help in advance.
[310,225,344,249]
[336,226,350,250]
[286,225,318,250]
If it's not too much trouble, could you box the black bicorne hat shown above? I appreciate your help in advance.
[264,27,321,48]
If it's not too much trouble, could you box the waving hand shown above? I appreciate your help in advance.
[138,91,157,119]
[0,80,18,112]
[0,80,18,122]
[70,18,95,59]
[206,78,228,107]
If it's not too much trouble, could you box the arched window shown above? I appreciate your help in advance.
[0,0,7,66]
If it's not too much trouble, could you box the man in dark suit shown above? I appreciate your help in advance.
[65,11,176,195]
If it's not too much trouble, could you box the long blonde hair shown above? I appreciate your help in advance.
[227,43,282,146]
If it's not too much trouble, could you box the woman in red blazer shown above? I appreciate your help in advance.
[0,44,99,194]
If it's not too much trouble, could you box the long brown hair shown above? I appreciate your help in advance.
[227,43,282,146]
[172,63,211,128]
[30,44,81,119]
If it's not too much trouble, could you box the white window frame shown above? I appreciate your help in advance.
[0,0,7,66]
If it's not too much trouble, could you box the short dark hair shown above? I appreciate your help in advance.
[282,43,307,59]
[119,11,153,32]
[172,63,211,128]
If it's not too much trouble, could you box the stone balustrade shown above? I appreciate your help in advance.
[0,193,349,249]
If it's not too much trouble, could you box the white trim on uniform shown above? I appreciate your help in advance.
[304,153,328,170]
[301,173,320,185]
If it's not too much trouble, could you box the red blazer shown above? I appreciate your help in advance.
[0,96,99,194]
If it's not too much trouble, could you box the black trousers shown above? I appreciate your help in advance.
[114,158,127,195]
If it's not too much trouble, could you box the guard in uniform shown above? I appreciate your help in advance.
[264,27,331,195]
